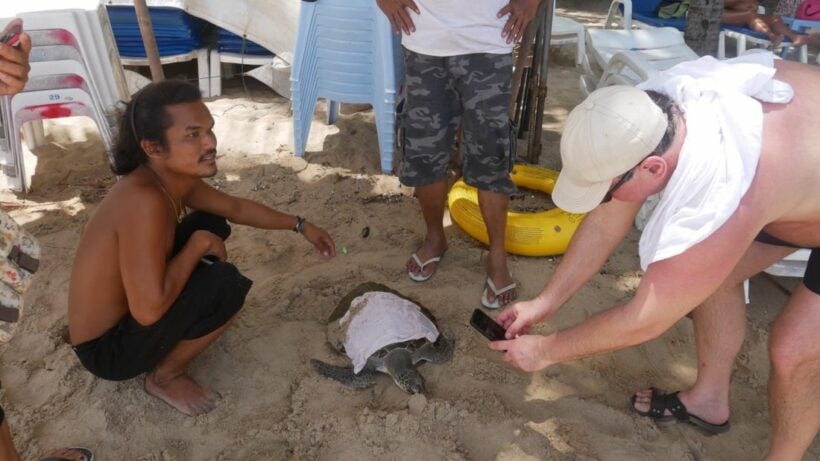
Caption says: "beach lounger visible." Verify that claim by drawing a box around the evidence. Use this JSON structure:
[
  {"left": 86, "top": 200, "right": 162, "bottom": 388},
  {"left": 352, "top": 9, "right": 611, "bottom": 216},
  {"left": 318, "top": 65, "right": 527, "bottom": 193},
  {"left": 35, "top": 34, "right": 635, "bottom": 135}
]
[{"left": 580, "top": 27, "right": 698, "bottom": 94}]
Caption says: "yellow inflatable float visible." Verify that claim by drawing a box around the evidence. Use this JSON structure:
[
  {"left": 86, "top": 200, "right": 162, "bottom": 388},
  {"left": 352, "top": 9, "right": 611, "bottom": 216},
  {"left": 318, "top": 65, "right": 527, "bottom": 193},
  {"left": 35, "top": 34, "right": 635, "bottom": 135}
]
[{"left": 447, "top": 164, "right": 586, "bottom": 257}]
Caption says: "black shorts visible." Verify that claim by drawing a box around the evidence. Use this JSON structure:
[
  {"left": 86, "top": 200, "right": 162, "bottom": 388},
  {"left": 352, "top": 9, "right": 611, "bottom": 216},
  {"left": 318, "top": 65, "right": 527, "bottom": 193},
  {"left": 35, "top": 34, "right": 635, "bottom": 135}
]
[
  {"left": 72, "top": 212, "right": 252, "bottom": 381},
  {"left": 755, "top": 231, "right": 820, "bottom": 295}
]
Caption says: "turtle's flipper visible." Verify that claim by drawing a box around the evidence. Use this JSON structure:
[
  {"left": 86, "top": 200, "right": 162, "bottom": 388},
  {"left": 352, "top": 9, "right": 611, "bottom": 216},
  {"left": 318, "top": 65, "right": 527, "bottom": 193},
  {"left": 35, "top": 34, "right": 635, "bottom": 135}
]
[
  {"left": 416, "top": 332, "right": 455, "bottom": 364},
  {"left": 383, "top": 349, "right": 426, "bottom": 394},
  {"left": 310, "top": 359, "right": 376, "bottom": 389}
]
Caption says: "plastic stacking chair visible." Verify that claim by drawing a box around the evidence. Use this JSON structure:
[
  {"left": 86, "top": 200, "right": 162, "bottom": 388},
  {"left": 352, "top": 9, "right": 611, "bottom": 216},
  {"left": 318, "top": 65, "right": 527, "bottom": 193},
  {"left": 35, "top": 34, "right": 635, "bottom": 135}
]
[
  {"left": 291, "top": 0, "right": 403, "bottom": 173},
  {"left": 20, "top": 10, "right": 129, "bottom": 122},
  {"left": 0, "top": 9, "right": 128, "bottom": 192}
]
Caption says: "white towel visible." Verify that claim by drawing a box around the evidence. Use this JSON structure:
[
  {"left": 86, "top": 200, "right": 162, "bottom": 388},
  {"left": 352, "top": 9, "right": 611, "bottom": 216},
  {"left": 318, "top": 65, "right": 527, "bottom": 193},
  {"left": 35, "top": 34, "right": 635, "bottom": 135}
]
[
  {"left": 635, "top": 52, "right": 793, "bottom": 270},
  {"left": 338, "top": 292, "right": 439, "bottom": 374}
]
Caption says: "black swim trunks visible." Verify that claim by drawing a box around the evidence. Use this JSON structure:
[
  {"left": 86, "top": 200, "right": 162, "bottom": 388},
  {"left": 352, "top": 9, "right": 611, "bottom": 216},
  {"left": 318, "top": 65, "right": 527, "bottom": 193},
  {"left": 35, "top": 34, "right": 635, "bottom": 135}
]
[
  {"left": 755, "top": 231, "right": 820, "bottom": 295},
  {"left": 72, "top": 212, "right": 252, "bottom": 381}
]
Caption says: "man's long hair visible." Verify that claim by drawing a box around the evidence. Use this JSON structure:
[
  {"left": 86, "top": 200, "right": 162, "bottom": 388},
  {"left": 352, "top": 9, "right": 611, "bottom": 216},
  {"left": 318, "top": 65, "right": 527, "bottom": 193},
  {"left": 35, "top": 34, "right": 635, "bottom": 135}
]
[{"left": 112, "top": 80, "right": 203, "bottom": 175}]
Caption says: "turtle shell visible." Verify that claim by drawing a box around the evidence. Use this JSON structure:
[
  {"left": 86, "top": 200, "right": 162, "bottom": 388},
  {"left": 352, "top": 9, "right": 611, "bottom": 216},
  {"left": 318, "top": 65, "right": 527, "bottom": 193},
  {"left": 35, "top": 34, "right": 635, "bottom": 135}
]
[{"left": 326, "top": 282, "right": 439, "bottom": 356}]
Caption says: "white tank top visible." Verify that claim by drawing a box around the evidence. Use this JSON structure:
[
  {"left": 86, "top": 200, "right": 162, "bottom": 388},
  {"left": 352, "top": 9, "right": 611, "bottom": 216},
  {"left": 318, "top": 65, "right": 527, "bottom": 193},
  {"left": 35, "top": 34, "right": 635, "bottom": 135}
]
[{"left": 401, "top": 0, "right": 514, "bottom": 57}]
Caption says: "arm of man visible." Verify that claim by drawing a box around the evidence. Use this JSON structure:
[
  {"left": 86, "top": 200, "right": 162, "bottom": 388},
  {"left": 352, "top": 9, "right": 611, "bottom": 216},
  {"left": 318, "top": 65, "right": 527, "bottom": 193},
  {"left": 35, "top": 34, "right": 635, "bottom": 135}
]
[
  {"left": 492, "top": 207, "right": 762, "bottom": 371},
  {"left": 184, "top": 181, "right": 336, "bottom": 258},
  {"left": 118, "top": 189, "right": 220, "bottom": 326},
  {"left": 499, "top": 198, "right": 642, "bottom": 336},
  {"left": 0, "top": 32, "right": 31, "bottom": 96}
]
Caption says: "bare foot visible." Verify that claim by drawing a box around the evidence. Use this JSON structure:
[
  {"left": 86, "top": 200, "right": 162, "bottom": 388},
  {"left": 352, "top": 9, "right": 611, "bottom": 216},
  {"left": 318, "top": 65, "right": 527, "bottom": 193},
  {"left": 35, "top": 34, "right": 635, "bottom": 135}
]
[
  {"left": 769, "top": 33, "right": 784, "bottom": 49},
  {"left": 40, "top": 447, "right": 93, "bottom": 461},
  {"left": 145, "top": 371, "right": 221, "bottom": 416},
  {"left": 790, "top": 33, "right": 819, "bottom": 47},
  {"left": 406, "top": 237, "right": 447, "bottom": 281},
  {"left": 632, "top": 388, "right": 729, "bottom": 425}
]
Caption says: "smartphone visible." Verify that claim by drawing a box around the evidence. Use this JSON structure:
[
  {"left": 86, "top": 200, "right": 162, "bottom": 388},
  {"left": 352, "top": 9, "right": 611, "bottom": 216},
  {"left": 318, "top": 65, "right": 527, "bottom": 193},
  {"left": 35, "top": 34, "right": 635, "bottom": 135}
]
[
  {"left": 0, "top": 19, "right": 22, "bottom": 47},
  {"left": 470, "top": 309, "right": 507, "bottom": 342}
]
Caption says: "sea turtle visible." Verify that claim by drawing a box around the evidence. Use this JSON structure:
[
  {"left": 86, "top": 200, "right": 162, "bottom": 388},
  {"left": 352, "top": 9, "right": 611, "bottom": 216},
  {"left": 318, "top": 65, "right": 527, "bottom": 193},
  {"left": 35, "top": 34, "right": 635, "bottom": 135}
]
[{"left": 311, "top": 282, "right": 454, "bottom": 394}]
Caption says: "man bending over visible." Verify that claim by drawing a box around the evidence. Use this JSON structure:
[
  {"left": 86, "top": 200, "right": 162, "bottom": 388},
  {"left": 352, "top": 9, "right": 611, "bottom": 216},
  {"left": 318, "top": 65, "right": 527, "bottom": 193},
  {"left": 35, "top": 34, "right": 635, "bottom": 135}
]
[
  {"left": 494, "top": 55, "right": 819, "bottom": 459},
  {"left": 68, "top": 80, "right": 336, "bottom": 416}
]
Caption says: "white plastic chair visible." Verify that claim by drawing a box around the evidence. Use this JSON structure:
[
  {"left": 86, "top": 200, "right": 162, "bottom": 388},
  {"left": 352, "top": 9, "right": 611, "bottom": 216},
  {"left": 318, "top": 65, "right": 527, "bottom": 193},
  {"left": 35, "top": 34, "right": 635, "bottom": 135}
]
[
  {"left": 580, "top": 27, "right": 698, "bottom": 95},
  {"left": 551, "top": 16, "right": 586, "bottom": 67},
  {"left": 20, "top": 9, "right": 129, "bottom": 118},
  {"left": 0, "top": 8, "right": 128, "bottom": 192}
]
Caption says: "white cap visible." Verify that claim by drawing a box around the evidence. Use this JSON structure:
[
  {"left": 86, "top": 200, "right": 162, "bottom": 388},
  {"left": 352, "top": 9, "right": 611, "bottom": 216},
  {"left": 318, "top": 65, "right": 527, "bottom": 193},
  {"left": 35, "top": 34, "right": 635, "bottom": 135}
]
[{"left": 553, "top": 86, "right": 668, "bottom": 213}]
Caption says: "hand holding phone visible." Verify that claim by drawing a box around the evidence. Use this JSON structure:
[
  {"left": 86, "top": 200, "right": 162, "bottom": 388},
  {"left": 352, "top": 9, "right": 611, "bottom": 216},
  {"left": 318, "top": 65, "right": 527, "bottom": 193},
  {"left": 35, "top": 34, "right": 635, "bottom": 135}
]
[{"left": 470, "top": 309, "right": 507, "bottom": 342}]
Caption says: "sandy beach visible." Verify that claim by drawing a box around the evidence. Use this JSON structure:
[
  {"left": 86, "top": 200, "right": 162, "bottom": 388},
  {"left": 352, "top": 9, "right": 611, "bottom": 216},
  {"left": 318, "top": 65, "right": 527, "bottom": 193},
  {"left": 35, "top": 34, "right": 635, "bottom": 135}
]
[{"left": 1, "top": 5, "right": 818, "bottom": 460}]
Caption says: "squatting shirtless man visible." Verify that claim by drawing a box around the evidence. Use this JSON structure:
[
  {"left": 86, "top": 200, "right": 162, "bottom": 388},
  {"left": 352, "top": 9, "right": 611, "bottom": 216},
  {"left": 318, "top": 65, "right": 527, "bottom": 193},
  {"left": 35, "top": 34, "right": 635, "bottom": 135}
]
[{"left": 68, "top": 80, "right": 336, "bottom": 416}]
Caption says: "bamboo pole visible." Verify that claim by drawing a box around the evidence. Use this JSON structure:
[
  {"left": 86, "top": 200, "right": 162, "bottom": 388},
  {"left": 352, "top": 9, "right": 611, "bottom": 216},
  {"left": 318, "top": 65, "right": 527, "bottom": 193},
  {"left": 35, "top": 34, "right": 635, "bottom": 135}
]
[
  {"left": 509, "top": 26, "right": 537, "bottom": 122},
  {"left": 527, "top": 0, "right": 555, "bottom": 165},
  {"left": 134, "top": 0, "right": 165, "bottom": 82}
]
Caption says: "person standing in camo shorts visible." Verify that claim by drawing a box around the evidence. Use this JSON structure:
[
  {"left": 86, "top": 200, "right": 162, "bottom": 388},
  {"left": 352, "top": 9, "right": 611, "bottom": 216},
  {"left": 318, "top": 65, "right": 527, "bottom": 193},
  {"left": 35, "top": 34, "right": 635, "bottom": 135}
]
[{"left": 376, "top": 0, "right": 542, "bottom": 309}]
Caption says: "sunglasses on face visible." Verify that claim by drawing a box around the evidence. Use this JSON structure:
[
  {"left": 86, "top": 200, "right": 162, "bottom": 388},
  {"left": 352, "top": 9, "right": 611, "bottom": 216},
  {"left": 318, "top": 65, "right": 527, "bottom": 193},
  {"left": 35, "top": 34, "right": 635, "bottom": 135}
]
[{"left": 601, "top": 164, "right": 638, "bottom": 204}]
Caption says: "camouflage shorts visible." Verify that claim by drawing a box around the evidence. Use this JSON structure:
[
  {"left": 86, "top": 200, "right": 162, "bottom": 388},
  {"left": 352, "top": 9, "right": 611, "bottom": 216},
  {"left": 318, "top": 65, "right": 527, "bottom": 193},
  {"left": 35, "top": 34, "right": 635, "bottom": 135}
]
[{"left": 398, "top": 49, "right": 517, "bottom": 195}]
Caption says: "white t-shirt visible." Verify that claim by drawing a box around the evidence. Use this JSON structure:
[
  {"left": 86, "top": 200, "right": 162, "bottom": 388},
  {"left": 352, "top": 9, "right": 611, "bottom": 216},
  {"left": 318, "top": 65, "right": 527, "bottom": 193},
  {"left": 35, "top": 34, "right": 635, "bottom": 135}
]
[{"left": 401, "top": 0, "right": 514, "bottom": 57}]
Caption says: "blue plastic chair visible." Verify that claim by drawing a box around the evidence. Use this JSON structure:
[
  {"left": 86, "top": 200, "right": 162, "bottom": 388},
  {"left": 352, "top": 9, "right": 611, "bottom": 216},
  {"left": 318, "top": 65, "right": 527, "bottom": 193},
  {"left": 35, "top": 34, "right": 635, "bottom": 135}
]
[
  {"left": 291, "top": 0, "right": 402, "bottom": 173},
  {"left": 106, "top": 6, "right": 206, "bottom": 58}
]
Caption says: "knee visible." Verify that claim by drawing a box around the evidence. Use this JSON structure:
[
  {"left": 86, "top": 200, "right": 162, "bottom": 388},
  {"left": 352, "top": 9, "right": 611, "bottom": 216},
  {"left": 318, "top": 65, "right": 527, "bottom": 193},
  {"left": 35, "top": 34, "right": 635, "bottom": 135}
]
[{"left": 769, "top": 328, "right": 816, "bottom": 377}]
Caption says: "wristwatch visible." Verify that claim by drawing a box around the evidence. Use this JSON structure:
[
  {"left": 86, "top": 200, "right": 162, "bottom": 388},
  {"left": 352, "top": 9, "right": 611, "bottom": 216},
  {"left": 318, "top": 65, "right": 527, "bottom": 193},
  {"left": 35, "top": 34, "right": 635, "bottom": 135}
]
[{"left": 293, "top": 215, "right": 306, "bottom": 234}]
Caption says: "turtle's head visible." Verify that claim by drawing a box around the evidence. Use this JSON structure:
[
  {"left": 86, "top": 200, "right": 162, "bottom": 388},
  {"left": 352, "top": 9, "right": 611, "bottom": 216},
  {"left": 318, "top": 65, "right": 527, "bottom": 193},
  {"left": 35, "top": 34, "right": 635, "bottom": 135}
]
[{"left": 395, "top": 369, "right": 426, "bottom": 394}]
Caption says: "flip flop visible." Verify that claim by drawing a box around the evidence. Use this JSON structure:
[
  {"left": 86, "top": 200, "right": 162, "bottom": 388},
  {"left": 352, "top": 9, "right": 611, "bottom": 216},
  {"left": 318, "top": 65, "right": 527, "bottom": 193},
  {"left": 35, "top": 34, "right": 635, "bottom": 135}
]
[
  {"left": 407, "top": 252, "right": 442, "bottom": 282},
  {"left": 40, "top": 447, "right": 94, "bottom": 461},
  {"left": 630, "top": 389, "right": 730, "bottom": 435},
  {"left": 480, "top": 276, "right": 517, "bottom": 310}
]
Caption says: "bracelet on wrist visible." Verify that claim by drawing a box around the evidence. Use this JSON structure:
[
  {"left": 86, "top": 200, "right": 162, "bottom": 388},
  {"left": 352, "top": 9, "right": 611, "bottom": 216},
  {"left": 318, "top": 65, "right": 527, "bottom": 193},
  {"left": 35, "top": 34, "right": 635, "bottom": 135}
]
[{"left": 293, "top": 215, "right": 306, "bottom": 234}]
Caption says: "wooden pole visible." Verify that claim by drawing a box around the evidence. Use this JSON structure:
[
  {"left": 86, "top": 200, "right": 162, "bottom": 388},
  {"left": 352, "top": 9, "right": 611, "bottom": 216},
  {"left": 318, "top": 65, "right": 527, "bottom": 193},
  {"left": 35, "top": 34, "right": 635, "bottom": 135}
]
[{"left": 134, "top": 0, "right": 165, "bottom": 82}]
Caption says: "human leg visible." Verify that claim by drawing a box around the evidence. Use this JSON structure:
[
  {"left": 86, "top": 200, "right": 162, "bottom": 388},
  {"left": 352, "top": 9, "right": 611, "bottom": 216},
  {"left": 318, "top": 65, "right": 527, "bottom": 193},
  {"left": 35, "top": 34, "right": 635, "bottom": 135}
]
[
  {"left": 764, "top": 15, "right": 818, "bottom": 46},
  {"left": 398, "top": 49, "right": 461, "bottom": 280},
  {"left": 144, "top": 319, "right": 233, "bottom": 416},
  {"left": 406, "top": 181, "right": 450, "bottom": 281},
  {"left": 633, "top": 242, "right": 796, "bottom": 426},
  {"left": 766, "top": 251, "right": 820, "bottom": 460},
  {"left": 721, "top": 0, "right": 785, "bottom": 45},
  {"left": 0, "top": 408, "right": 21, "bottom": 461},
  {"left": 455, "top": 52, "right": 517, "bottom": 307},
  {"left": 478, "top": 190, "right": 515, "bottom": 307}
]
